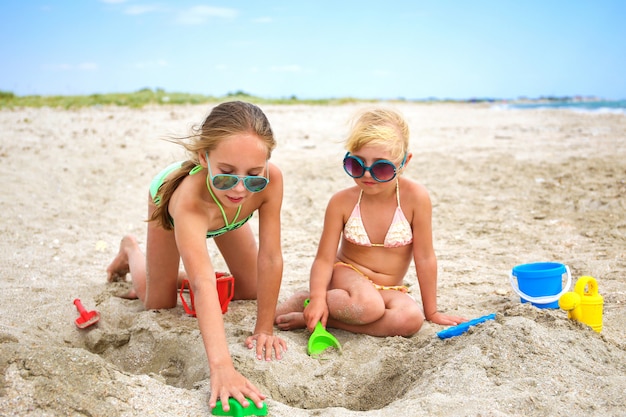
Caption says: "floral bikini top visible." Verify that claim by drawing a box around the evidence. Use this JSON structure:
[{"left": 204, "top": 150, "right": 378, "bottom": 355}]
[{"left": 343, "top": 180, "right": 413, "bottom": 248}]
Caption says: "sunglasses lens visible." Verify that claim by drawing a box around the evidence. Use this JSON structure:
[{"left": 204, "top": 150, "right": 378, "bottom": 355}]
[
  {"left": 371, "top": 162, "right": 396, "bottom": 182},
  {"left": 344, "top": 157, "right": 365, "bottom": 178},
  {"left": 212, "top": 175, "right": 239, "bottom": 190},
  {"left": 244, "top": 177, "right": 269, "bottom": 192}
]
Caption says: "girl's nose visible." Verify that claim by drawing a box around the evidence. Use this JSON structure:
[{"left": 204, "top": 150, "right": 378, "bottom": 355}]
[{"left": 234, "top": 178, "right": 247, "bottom": 191}]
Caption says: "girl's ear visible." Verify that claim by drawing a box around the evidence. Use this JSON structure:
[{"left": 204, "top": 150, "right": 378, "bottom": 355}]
[
  {"left": 402, "top": 152, "right": 413, "bottom": 169},
  {"left": 198, "top": 151, "right": 209, "bottom": 168}
]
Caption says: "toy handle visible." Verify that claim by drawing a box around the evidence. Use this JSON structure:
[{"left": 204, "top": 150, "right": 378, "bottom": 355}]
[
  {"left": 576, "top": 275, "right": 598, "bottom": 295},
  {"left": 437, "top": 314, "right": 496, "bottom": 339},
  {"left": 509, "top": 265, "right": 572, "bottom": 304},
  {"left": 73, "top": 299, "right": 87, "bottom": 315}
]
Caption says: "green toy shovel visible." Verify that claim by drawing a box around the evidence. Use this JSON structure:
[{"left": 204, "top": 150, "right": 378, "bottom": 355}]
[{"left": 303, "top": 299, "right": 342, "bottom": 357}]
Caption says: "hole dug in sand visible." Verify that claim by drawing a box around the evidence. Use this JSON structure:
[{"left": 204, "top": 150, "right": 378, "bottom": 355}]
[
  {"left": 246, "top": 335, "right": 428, "bottom": 411},
  {"left": 73, "top": 298, "right": 429, "bottom": 411},
  {"left": 76, "top": 307, "right": 211, "bottom": 390}
]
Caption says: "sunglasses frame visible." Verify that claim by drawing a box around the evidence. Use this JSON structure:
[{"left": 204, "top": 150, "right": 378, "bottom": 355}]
[
  {"left": 206, "top": 154, "right": 269, "bottom": 193},
  {"left": 343, "top": 152, "right": 407, "bottom": 182}
]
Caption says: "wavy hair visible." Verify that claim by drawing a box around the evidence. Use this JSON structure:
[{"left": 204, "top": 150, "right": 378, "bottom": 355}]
[
  {"left": 149, "top": 101, "right": 276, "bottom": 229},
  {"left": 345, "top": 107, "right": 409, "bottom": 164}
]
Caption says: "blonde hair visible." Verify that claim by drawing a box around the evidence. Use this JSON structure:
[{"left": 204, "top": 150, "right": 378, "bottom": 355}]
[
  {"left": 149, "top": 101, "right": 275, "bottom": 228},
  {"left": 345, "top": 108, "right": 409, "bottom": 164}
]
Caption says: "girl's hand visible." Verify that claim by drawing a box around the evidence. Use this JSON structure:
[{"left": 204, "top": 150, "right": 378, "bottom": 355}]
[
  {"left": 245, "top": 333, "right": 287, "bottom": 361},
  {"left": 426, "top": 311, "right": 468, "bottom": 326},
  {"left": 208, "top": 366, "right": 266, "bottom": 413},
  {"left": 303, "top": 298, "right": 328, "bottom": 332}
]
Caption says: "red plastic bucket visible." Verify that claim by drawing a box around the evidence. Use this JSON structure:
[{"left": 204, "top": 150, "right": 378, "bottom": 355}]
[{"left": 180, "top": 272, "right": 235, "bottom": 316}]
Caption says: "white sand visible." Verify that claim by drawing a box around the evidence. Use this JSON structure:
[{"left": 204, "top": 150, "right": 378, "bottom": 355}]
[{"left": 0, "top": 103, "right": 624, "bottom": 416}]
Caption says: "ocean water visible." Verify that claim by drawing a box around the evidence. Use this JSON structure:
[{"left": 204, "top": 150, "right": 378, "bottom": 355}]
[{"left": 502, "top": 100, "right": 626, "bottom": 114}]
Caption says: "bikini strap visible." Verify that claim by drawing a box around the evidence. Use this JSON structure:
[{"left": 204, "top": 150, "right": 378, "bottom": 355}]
[
  {"left": 204, "top": 171, "right": 242, "bottom": 226},
  {"left": 395, "top": 179, "right": 401, "bottom": 207},
  {"left": 189, "top": 164, "right": 204, "bottom": 175},
  {"left": 357, "top": 189, "right": 364, "bottom": 204}
]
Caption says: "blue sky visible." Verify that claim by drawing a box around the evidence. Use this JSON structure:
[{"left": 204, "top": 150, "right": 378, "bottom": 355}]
[{"left": 1, "top": 1, "right": 625, "bottom": 100}]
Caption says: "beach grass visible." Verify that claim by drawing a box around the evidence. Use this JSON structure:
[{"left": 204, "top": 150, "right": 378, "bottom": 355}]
[{"left": 0, "top": 88, "right": 371, "bottom": 109}]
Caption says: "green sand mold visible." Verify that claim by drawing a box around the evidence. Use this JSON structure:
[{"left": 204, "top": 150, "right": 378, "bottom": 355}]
[{"left": 212, "top": 398, "right": 267, "bottom": 417}]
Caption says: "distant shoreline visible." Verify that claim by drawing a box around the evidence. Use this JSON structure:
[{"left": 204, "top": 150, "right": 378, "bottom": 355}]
[{"left": 0, "top": 89, "right": 622, "bottom": 110}]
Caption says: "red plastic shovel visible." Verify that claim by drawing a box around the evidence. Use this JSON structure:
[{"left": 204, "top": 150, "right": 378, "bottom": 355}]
[{"left": 73, "top": 298, "right": 100, "bottom": 329}]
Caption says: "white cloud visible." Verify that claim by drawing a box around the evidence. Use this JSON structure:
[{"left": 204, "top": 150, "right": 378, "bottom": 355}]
[
  {"left": 78, "top": 62, "right": 98, "bottom": 70},
  {"left": 176, "top": 6, "right": 238, "bottom": 25},
  {"left": 123, "top": 5, "right": 163, "bottom": 15},
  {"left": 270, "top": 65, "right": 302, "bottom": 73}
]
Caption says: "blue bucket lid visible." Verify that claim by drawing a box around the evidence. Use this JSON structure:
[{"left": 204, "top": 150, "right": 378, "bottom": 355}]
[{"left": 512, "top": 262, "right": 566, "bottom": 278}]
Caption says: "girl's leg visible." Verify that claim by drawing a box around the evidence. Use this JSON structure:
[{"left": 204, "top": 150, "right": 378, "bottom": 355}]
[
  {"left": 143, "top": 200, "right": 181, "bottom": 309},
  {"left": 106, "top": 235, "right": 145, "bottom": 299},
  {"left": 106, "top": 236, "right": 135, "bottom": 283},
  {"left": 274, "top": 264, "right": 385, "bottom": 330},
  {"left": 327, "top": 291, "right": 424, "bottom": 337},
  {"left": 213, "top": 223, "right": 258, "bottom": 300},
  {"left": 106, "top": 195, "right": 180, "bottom": 308},
  {"left": 142, "top": 226, "right": 180, "bottom": 309},
  {"left": 326, "top": 264, "right": 386, "bottom": 325}
]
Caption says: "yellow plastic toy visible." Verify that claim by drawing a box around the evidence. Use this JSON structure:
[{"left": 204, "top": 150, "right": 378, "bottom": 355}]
[{"left": 558, "top": 276, "right": 603, "bottom": 332}]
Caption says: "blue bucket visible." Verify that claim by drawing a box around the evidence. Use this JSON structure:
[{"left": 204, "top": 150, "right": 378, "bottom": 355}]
[{"left": 510, "top": 262, "right": 571, "bottom": 309}]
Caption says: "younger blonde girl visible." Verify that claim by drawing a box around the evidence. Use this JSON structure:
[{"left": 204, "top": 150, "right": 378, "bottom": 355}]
[{"left": 276, "top": 108, "right": 466, "bottom": 336}]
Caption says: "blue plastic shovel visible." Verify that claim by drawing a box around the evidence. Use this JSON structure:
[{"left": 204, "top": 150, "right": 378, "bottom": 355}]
[{"left": 437, "top": 313, "right": 496, "bottom": 339}]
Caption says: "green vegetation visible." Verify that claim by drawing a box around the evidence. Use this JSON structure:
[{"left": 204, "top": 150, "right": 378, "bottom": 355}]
[{"left": 0, "top": 88, "right": 369, "bottom": 109}]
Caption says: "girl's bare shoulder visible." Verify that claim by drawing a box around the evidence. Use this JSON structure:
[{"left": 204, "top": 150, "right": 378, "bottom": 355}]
[
  {"left": 398, "top": 177, "right": 432, "bottom": 208},
  {"left": 328, "top": 186, "right": 360, "bottom": 207}
]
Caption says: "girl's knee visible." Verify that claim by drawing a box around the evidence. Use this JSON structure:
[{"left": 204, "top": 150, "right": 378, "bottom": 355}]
[
  {"left": 232, "top": 273, "right": 257, "bottom": 300},
  {"left": 395, "top": 308, "right": 424, "bottom": 336},
  {"left": 144, "top": 293, "right": 177, "bottom": 310},
  {"left": 330, "top": 292, "right": 385, "bottom": 325}
]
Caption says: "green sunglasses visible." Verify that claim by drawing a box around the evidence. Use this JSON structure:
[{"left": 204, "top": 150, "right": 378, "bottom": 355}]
[{"left": 206, "top": 153, "right": 269, "bottom": 193}]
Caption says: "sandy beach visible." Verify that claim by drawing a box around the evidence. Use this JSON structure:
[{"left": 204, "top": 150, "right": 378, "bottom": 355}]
[{"left": 1, "top": 102, "right": 625, "bottom": 416}]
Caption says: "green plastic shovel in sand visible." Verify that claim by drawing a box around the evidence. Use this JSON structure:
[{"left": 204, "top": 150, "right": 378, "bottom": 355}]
[{"left": 303, "top": 299, "right": 342, "bottom": 356}]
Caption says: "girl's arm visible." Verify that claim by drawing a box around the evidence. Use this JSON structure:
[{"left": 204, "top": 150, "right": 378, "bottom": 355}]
[
  {"left": 173, "top": 199, "right": 264, "bottom": 410},
  {"left": 410, "top": 184, "right": 439, "bottom": 321},
  {"left": 306, "top": 193, "right": 345, "bottom": 329},
  {"left": 411, "top": 184, "right": 467, "bottom": 326},
  {"left": 249, "top": 163, "right": 286, "bottom": 358}
]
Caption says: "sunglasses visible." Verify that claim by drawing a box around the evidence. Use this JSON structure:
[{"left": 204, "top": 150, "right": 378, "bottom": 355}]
[
  {"left": 343, "top": 152, "right": 407, "bottom": 182},
  {"left": 206, "top": 154, "right": 269, "bottom": 193}
]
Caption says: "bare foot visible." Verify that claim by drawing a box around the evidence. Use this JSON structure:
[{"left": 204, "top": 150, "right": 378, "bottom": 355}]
[
  {"left": 118, "top": 288, "right": 138, "bottom": 299},
  {"left": 106, "top": 236, "right": 137, "bottom": 282},
  {"left": 275, "top": 312, "right": 307, "bottom": 330},
  {"left": 275, "top": 290, "right": 310, "bottom": 330}
]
